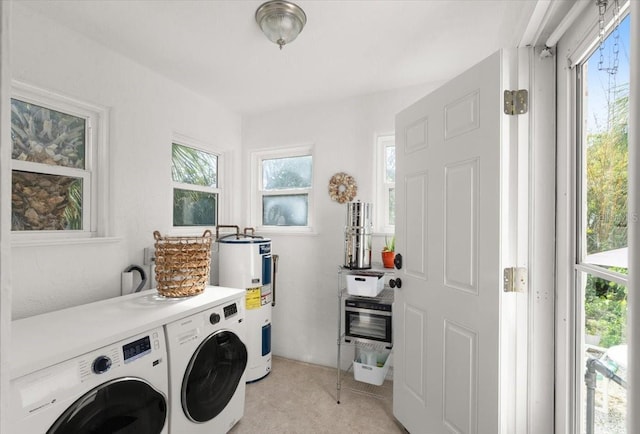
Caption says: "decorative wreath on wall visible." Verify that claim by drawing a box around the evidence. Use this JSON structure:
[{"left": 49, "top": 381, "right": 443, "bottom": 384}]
[{"left": 328, "top": 172, "right": 357, "bottom": 204}]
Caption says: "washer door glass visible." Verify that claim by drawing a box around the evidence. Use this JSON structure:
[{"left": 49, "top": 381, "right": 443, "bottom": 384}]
[
  {"left": 47, "top": 377, "right": 167, "bottom": 434},
  {"left": 182, "top": 330, "right": 248, "bottom": 422}
]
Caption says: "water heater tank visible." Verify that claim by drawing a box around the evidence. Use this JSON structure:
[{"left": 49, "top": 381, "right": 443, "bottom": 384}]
[{"left": 219, "top": 236, "right": 272, "bottom": 382}]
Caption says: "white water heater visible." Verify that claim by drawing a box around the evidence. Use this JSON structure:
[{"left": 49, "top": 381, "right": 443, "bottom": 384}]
[{"left": 218, "top": 235, "right": 273, "bottom": 382}]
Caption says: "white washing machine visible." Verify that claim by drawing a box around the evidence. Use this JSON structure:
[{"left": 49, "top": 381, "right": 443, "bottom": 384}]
[
  {"left": 10, "top": 325, "right": 169, "bottom": 433},
  {"left": 165, "top": 295, "right": 247, "bottom": 433},
  {"left": 9, "top": 285, "right": 246, "bottom": 434}
]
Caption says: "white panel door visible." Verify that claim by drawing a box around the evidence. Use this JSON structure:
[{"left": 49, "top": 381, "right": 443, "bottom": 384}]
[{"left": 393, "top": 50, "right": 521, "bottom": 433}]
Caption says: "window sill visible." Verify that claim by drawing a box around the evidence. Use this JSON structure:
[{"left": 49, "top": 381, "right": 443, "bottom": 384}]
[
  {"left": 253, "top": 227, "right": 318, "bottom": 237},
  {"left": 11, "top": 236, "right": 124, "bottom": 248},
  {"left": 373, "top": 231, "right": 395, "bottom": 237}
]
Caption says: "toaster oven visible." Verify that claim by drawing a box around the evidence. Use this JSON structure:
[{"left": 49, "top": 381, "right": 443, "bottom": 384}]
[{"left": 344, "top": 296, "right": 392, "bottom": 347}]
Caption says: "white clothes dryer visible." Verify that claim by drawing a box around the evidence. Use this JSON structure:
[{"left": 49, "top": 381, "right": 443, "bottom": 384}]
[
  {"left": 10, "top": 325, "right": 169, "bottom": 433},
  {"left": 165, "top": 295, "right": 247, "bottom": 433}
]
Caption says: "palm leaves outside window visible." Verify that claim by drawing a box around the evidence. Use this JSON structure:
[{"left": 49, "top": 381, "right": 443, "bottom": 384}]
[{"left": 171, "top": 143, "right": 218, "bottom": 227}]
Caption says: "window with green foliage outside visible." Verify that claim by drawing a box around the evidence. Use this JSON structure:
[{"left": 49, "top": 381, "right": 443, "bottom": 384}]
[
  {"left": 11, "top": 98, "right": 88, "bottom": 231},
  {"left": 577, "top": 12, "right": 629, "bottom": 434},
  {"left": 171, "top": 143, "right": 219, "bottom": 227},
  {"left": 580, "top": 17, "right": 629, "bottom": 350}
]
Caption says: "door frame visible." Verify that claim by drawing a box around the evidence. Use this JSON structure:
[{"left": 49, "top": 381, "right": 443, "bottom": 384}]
[
  {"left": 506, "top": 45, "right": 557, "bottom": 434},
  {"left": 525, "top": 45, "right": 557, "bottom": 434}
]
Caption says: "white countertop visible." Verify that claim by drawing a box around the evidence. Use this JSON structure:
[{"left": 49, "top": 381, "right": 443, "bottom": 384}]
[{"left": 11, "top": 286, "right": 245, "bottom": 379}]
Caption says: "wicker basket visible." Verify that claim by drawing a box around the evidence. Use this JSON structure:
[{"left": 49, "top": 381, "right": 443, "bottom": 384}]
[{"left": 153, "top": 230, "right": 213, "bottom": 298}]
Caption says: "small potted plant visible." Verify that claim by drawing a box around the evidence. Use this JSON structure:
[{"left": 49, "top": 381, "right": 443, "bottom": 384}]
[{"left": 381, "top": 235, "right": 395, "bottom": 268}]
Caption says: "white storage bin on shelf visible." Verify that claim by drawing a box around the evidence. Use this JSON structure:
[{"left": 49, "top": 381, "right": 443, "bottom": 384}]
[
  {"left": 353, "top": 349, "right": 391, "bottom": 386},
  {"left": 346, "top": 271, "right": 384, "bottom": 297}
]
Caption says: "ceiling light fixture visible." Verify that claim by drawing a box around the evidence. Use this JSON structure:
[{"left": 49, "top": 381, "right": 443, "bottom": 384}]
[{"left": 255, "top": 0, "right": 307, "bottom": 50}]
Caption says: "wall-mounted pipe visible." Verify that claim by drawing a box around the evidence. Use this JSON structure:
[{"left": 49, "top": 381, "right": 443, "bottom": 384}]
[
  {"left": 272, "top": 254, "right": 279, "bottom": 307},
  {"left": 215, "top": 224, "right": 240, "bottom": 240}
]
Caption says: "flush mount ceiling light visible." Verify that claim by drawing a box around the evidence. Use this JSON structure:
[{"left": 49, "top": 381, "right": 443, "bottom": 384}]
[{"left": 255, "top": 0, "right": 307, "bottom": 50}]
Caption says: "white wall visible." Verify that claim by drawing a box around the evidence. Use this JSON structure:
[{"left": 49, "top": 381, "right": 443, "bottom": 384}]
[
  {"left": 9, "top": 3, "right": 441, "bottom": 370},
  {"left": 0, "top": 3, "right": 11, "bottom": 433},
  {"left": 10, "top": 4, "right": 242, "bottom": 319},
  {"left": 242, "top": 84, "right": 438, "bottom": 367}
]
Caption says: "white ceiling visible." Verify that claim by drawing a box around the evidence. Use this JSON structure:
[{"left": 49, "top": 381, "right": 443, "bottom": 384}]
[{"left": 19, "top": 0, "right": 560, "bottom": 116}]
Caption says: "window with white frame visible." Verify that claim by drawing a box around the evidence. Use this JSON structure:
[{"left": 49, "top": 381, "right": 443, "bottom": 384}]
[
  {"left": 555, "top": 3, "right": 634, "bottom": 432},
  {"left": 376, "top": 135, "right": 395, "bottom": 233},
  {"left": 251, "top": 146, "right": 313, "bottom": 230},
  {"left": 571, "top": 6, "right": 629, "bottom": 434},
  {"left": 171, "top": 141, "right": 220, "bottom": 227},
  {"left": 10, "top": 83, "right": 107, "bottom": 237}
]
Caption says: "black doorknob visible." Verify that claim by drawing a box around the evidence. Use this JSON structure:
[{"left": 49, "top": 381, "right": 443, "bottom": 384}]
[
  {"left": 394, "top": 253, "right": 403, "bottom": 269},
  {"left": 389, "top": 278, "right": 402, "bottom": 289}
]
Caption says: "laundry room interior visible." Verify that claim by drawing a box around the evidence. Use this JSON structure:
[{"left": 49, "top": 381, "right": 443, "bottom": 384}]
[{"left": 2, "top": 1, "right": 639, "bottom": 433}]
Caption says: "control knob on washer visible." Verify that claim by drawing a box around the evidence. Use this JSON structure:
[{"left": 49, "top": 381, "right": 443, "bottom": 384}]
[
  {"left": 210, "top": 312, "right": 221, "bottom": 324},
  {"left": 92, "top": 355, "right": 112, "bottom": 374}
]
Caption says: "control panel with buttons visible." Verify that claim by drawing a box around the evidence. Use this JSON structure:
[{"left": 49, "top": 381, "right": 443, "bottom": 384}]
[
  {"left": 76, "top": 327, "right": 165, "bottom": 382},
  {"left": 223, "top": 303, "right": 238, "bottom": 319}
]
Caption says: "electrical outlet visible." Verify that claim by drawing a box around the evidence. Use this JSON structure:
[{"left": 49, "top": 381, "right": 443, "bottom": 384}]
[{"left": 144, "top": 247, "right": 156, "bottom": 265}]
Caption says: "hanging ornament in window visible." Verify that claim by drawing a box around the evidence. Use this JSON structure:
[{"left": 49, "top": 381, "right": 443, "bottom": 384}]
[
  {"left": 328, "top": 172, "right": 357, "bottom": 204},
  {"left": 596, "top": 0, "right": 621, "bottom": 75},
  {"left": 595, "top": 0, "right": 623, "bottom": 130}
]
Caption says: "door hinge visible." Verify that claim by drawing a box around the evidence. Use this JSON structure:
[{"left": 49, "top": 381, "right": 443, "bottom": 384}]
[
  {"left": 503, "top": 267, "right": 527, "bottom": 293},
  {"left": 503, "top": 89, "right": 528, "bottom": 115}
]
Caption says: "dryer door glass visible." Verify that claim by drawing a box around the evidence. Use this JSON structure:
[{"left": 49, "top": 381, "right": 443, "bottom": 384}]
[
  {"left": 182, "top": 330, "right": 248, "bottom": 422},
  {"left": 47, "top": 377, "right": 167, "bottom": 434}
]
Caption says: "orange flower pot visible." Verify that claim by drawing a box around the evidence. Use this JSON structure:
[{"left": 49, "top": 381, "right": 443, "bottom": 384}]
[{"left": 381, "top": 251, "right": 395, "bottom": 269}]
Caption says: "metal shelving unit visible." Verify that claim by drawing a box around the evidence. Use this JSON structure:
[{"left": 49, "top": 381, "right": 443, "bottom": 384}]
[{"left": 336, "top": 265, "right": 394, "bottom": 404}]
